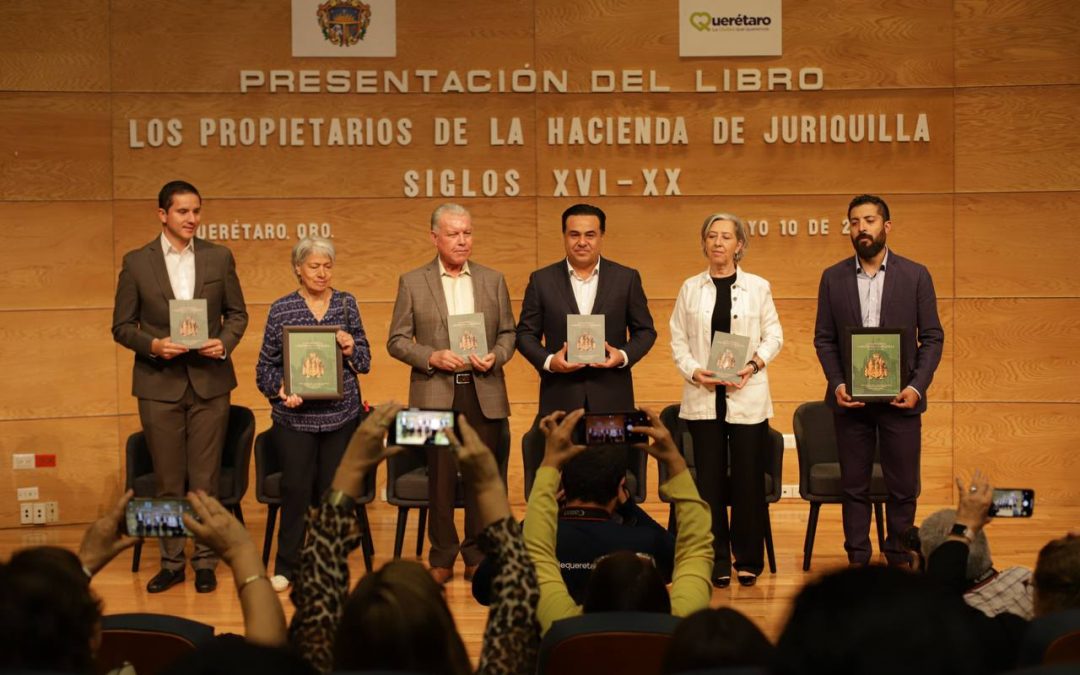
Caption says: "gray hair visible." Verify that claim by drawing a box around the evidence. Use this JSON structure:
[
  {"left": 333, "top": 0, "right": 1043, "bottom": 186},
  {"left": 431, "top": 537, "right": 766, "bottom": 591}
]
[
  {"left": 700, "top": 213, "right": 748, "bottom": 262},
  {"left": 291, "top": 237, "right": 336, "bottom": 280},
  {"left": 919, "top": 509, "right": 993, "bottom": 581},
  {"left": 430, "top": 203, "right": 470, "bottom": 232}
]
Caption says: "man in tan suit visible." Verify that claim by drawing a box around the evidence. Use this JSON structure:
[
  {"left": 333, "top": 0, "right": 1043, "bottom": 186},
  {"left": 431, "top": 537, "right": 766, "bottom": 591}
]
[
  {"left": 387, "top": 203, "right": 516, "bottom": 584},
  {"left": 112, "top": 180, "right": 248, "bottom": 593}
]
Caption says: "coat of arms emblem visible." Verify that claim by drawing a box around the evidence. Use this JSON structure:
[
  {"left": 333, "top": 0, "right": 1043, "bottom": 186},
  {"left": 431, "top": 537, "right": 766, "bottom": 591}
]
[{"left": 317, "top": 0, "right": 372, "bottom": 47}]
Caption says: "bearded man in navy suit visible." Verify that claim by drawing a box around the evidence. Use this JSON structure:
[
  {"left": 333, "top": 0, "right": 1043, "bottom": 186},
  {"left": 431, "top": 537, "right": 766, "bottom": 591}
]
[{"left": 813, "top": 194, "right": 944, "bottom": 566}]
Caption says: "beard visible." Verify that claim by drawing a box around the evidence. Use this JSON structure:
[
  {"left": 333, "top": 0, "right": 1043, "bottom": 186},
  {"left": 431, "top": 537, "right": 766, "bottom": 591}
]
[{"left": 852, "top": 232, "right": 886, "bottom": 260}]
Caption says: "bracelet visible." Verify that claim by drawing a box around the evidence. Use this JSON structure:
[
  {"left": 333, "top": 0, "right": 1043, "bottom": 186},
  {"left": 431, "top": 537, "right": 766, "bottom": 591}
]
[
  {"left": 747, "top": 360, "right": 761, "bottom": 374},
  {"left": 236, "top": 573, "right": 268, "bottom": 594}
]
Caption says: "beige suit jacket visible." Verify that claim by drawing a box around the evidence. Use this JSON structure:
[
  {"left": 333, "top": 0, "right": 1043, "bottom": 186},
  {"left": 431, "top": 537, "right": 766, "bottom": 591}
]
[{"left": 387, "top": 258, "right": 515, "bottom": 419}]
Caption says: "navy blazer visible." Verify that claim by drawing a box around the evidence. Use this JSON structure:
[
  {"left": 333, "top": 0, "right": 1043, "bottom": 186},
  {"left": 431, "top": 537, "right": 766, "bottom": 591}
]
[
  {"left": 813, "top": 251, "right": 943, "bottom": 415},
  {"left": 516, "top": 257, "right": 656, "bottom": 415}
]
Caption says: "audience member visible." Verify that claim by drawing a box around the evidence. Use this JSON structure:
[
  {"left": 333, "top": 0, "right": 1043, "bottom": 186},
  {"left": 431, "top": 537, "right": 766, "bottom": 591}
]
[
  {"left": 523, "top": 408, "right": 712, "bottom": 634},
  {"left": 1032, "top": 533, "right": 1080, "bottom": 617},
  {"left": 162, "top": 635, "right": 316, "bottom": 675},
  {"left": 661, "top": 607, "right": 774, "bottom": 673},
  {"left": 919, "top": 506, "right": 1033, "bottom": 618},
  {"left": 0, "top": 488, "right": 283, "bottom": 673},
  {"left": 472, "top": 443, "right": 674, "bottom": 605},
  {"left": 288, "top": 403, "right": 540, "bottom": 674}
]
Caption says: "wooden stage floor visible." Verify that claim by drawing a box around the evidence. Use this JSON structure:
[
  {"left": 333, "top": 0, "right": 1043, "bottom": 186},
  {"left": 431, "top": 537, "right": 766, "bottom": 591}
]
[{"left": 3, "top": 499, "right": 1075, "bottom": 662}]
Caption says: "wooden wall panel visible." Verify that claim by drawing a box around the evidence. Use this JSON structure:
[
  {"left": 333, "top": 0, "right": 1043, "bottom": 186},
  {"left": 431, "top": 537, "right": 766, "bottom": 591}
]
[
  {"left": 955, "top": 299, "right": 1080, "bottom": 402},
  {"left": 537, "top": 0, "right": 953, "bottom": 91},
  {"left": 0, "top": 310, "right": 118, "bottom": 421},
  {"left": 0, "top": 0, "right": 109, "bottom": 92},
  {"left": 112, "top": 197, "right": 540, "bottom": 305},
  {"left": 955, "top": 0, "right": 1080, "bottom": 87},
  {"left": 956, "top": 192, "right": 1080, "bottom": 297},
  {"left": 535, "top": 91, "right": 954, "bottom": 196},
  {"left": 110, "top": 0, "right": 535, "bottom": 93},
  {"left": 0, "top": 417, "right": 121, "bottom": 527},
  {"left": 111, "top": 93, "right": 536, "bottom": 200},
  {"left": 0, "top": 94, "right": 112, "bottom": 200},
  {"left": 955, "top": 86, "right": 1080, "bottom": 193},
  {"left": 0, "top": 202, "right": 115, "bottom": 310},
  {"left": 536, "top": 195, "right": 955, "bottom": 300},
  {"left": 954, "top": 402, "right": 1080, "bottom": 506}
]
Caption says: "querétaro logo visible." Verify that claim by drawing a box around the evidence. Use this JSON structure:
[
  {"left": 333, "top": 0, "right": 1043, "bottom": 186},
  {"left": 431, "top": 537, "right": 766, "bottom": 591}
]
[
  {"left": 317, "top": 0, "right": 373, "bottom": 47},
  {"left": 690, "top": 12, "right": 772, "bottom": 31}
]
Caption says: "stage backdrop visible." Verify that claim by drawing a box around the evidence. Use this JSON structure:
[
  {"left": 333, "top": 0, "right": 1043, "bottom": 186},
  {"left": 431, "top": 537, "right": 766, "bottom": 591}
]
[{"left": 1, "top": 0, "right": 1078, "bottom": 527}]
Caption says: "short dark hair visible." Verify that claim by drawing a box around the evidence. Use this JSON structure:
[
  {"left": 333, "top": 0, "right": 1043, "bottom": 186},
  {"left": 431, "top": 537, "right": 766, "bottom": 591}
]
[
  {"left": 158, "top": 180, "right": 201, "bottom": 211},
  {"left": 1033, "top": 533, "right": 1080, "bottom": 616},
  {"left": 561, "top": 203, "right": 606, "bottom": 233},
  {"left": 848, "top": 194, "right": 890, "bottom": 222},
  {"left": 562, "top": 444, "right": 627, "bottom": 505},
  {"left": 583, "top": 551, "right": 670, "bottom": 614},
  {"left": 0, "top": 547, "right": 101, "bottom": 672},
  {"left": 661, "top": 607, "right": 775, "bottom": 673}
]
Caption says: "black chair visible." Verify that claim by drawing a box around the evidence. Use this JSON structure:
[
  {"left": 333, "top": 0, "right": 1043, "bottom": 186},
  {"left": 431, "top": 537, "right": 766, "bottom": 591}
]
[
  {"left": 386, "top": 418, "right": 510, "bottom": 559},
  {"left": 97, "top": 613, "right": 213, "bottom": 675},
  {"left": 657, "top": 404, "right": 783, "bottom": 574},
  {"left": 521, "top": 424, "right": 648, "bottom": 503},
  {"left": 538, "top": 612, "right": 681, "bottom": 675},
  {"left": 253, "top": 427, "right": 377, "bottom": 573},
  {"left": 793, "top": 400, "right": 915, "bottom": 570},
  {"left": 1017, "top": 609, "right": 1080, "bottom": 667},
  {"left": 125, "top": 405, "right": 255, "bottom": 572}
]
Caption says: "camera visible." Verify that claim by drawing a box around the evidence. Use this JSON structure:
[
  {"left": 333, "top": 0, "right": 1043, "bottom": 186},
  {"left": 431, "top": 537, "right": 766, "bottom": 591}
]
[
  {"left": 988, "top": 488, "right": 1034, "bottom": 518},
  {"left": 575, "top": 411, "right": 650, "bottom": 445},
  {"left": 125, "top": 498, "right": 195, "bottom": 538},
  {"left": 389, "top": 408, "right": 458, "bottom": 447}
]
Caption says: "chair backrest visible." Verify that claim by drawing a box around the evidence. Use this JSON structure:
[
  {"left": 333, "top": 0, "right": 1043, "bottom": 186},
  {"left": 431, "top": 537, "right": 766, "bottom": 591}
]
[
  {"left": 660, "top": 404, "right": 695, "bottom": 471},
  {"left": 523, "top": 424, "right": 647, "bottom": 503},
  {"left": 1044, "top": 630, "right": 1080, "bottom": 665},
  {"left": 219, "top": 405, "right": 255, "bottom": 503},
  {"left": 97, "top": 613, "right": 213, "bottom": 675},
  {"left": 124, "top": 431, "right": 155, "bottom": 494},
  {"left": 1018, "top": 609, "right": 1080, "bottom": 666},
  {"left": 764, "top": 427, "right": 784, "bottom": 504},
  {"left": 253, "top": 429, "right": 280, "bottom": 504},
  {"left": 538, "top": 612, "right": 681, "bottom": 675}
]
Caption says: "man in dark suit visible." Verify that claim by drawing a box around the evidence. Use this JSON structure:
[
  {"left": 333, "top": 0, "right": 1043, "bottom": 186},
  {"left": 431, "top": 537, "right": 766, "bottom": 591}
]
[
  {"left": 387, "top": 203, "right": 516, "bottom": 584},
  {"left": 112, "top": 181, "right": 248, "bottom": 593},
  {"left": 516, "top": 203, "right": 657, "bottom": 416},
  {"left": 813, "top": 194, "right": 943, "bottom": 565}
]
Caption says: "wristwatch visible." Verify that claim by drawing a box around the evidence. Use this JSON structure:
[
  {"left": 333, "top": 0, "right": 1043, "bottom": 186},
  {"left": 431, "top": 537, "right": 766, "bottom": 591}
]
[
  {"left": 949, "top": 523, "right": 973, "bottom": 542},
  {"left": 323, "top": 488, "right": 357, "bottom": 510}
]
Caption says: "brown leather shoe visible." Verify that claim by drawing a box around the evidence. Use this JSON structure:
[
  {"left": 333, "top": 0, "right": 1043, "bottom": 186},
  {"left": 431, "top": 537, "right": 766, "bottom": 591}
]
[
  {"left": 429, "top": 566, "right": 453, "bottom": 585},
  {"left": 464, "top": 565, "right": 479, "bottom": 582}
]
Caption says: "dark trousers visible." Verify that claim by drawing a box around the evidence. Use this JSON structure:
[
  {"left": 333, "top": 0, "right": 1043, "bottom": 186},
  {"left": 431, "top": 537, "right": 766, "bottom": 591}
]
[
  {"left": 427, "top": 379, "right": 501, "bottom": 569},
  {"left": 138, "top": 384, "right": 229, "bottom": 572},
  {"left": 686, "top": 395, "right": 768, "bottom": 576},
  {"left": 271, "top": 417, "right": 359, "bottom": 578},
  {"left": 833, "top": 405, "right": 921, "bottom": 564}
]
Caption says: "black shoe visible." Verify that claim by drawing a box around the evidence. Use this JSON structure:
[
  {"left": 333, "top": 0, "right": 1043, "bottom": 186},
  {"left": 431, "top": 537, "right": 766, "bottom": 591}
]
[
  {"left": 737, "top": 572, "right": 758, "bottom": 587},
  {"left": 195, "top": 569, "right": 217, "bottom": 593},
  {"left": 712, "top": 574, "right": 731, "bottom": 588},
  {"left": 147, "top": 568, "right": 185, "bottom": 593}
]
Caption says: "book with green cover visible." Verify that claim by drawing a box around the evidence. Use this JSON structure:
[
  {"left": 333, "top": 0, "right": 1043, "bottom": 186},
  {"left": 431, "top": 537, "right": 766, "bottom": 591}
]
[
  {"left": 567, "top": 314, "right": 606, "bottom": 364},
  {"left": 169, "top": 299, "right": 208, "bottom": 348},
  {"left": 707, "top": 331, "right": 751, "bottom": 381},
  {"left": 448, "top": 312, "right": 488, "bottom": 358}
]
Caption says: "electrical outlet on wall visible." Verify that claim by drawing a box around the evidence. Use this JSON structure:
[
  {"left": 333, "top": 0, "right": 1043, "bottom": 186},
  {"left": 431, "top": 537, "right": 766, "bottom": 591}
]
[
  {"left": 781, "top": 484, "right": 799, "bottom": 499},
  {"left": 20, "top": 503, "right": 34, "bottom": 525},
  {"left": 32, "top": 502, "right": 47, "bottom": 524},
  {"left": 17, "top": 486, "right": 39, "bottom": 501},
  {"left": 44, "top": 501, "right": 59, "bottom": 523}
]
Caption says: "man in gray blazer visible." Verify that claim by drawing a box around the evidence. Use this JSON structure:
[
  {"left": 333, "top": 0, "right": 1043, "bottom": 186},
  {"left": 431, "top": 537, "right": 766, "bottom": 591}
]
[
  {"left": 387, "top": 203, "right": 516, "bottom": 584},
  {"left": 112, "top": 180, "right": 248, "bottom": 593},
  {"left": 814, "top": 194, "right": 943, "bottom": 566}
]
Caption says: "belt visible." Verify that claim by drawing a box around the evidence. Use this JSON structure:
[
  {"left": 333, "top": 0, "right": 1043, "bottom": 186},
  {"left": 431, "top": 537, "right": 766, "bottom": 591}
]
[{"left": 454, "top": 372, "right": 473, "bottom": 385}]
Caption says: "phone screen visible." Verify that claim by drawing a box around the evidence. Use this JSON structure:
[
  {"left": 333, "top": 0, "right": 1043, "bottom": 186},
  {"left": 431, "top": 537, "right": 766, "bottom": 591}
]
[
  {"left": 988, "top": 488, "right": 1034, "bottom": 518},
  {"left": 125, "top": 498, "right": 195, "bottom": 537},
  {"left": 580, "top": 411, "right": 650, "bottom": 445},
  {"left": 392, "top": 409, "right": 456, "bottom": 447}
]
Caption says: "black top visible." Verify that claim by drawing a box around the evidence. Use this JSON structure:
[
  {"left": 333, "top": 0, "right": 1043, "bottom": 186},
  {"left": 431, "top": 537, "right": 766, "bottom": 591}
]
[{"left": 711, "top": 273, "right": 737, "bottom": 335}]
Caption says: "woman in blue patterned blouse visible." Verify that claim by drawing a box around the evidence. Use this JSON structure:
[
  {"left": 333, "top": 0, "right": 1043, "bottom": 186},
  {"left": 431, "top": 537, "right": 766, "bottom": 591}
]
[{"left": 256, "top": 237, "right": 372, "bottom": 592}]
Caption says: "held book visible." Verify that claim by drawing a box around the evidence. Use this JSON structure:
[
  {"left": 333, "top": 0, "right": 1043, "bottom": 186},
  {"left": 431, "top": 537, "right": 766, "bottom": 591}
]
[
  {"left": 169, "top": 299, "right": 209, "bottom": 348},
  {"left": 567, "top": 314, "right": 606, "bottom": 364},
  {"left": 707, "top": 331, "right": 751, "bottom": 382},
  {"left": 448, "top": 312, "right": 488, "bottom": 358}
]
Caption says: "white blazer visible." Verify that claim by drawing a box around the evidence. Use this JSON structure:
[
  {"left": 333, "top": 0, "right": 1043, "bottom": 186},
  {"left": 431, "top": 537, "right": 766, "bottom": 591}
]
[{"left": 669, "top": 268, "right": 783, "bottom": 423}]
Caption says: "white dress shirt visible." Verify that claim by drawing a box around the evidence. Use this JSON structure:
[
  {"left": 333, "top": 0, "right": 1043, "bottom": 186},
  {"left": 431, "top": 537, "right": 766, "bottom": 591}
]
[{"left": 161, "top": 232, "right": 195, "bottom": 300}]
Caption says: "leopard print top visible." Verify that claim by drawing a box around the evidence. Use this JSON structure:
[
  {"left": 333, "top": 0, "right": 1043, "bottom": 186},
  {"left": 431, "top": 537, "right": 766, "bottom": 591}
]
[{"left": 288, "top": 504, "right": 540, "bottom": 674}]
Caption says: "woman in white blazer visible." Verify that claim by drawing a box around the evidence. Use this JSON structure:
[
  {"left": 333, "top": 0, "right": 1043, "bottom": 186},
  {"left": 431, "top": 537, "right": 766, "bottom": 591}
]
[{"left": 669, "top": 213, "right": 783, "bottom": 587}]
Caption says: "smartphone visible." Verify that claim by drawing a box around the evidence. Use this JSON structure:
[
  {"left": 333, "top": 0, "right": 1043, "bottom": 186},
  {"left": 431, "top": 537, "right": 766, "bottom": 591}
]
[
  {"left": 988, "top": 488, "right": 1035, "bottom": 518},
  {"left": 577, "top": 411, "right": 650, "bottom": 446},
  {"left": 389, "top": 408, "right": 458, "bottom": 447},
  {"left": 125, "top": 498, "right": 195, "bottom": 537}
]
